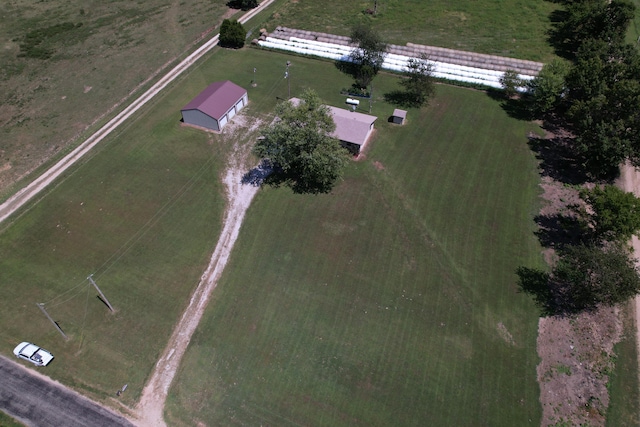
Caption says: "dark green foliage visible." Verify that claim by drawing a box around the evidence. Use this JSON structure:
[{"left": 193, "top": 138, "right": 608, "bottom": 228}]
[
  {"left": 563, "top": 39, "right": 640, "bottom": 177},
  {"left": 527, "top": 60, "right": 569, "bottom": 116},
  {"left": 499, "top": 69, "right": 523, "bottom": 99},
  {"left": 542, "top": 0, "right": 640, "bottom": 178},
  {"left": 578, "top": 185, "right": 640, "bottom": 242},
  {"left": 227, "top": 0, "right": 258, "bottom": 11},
  {"left": 398, "top": 55, "right": 435, "bottom": 107},
  {"left": 348, "top": 24, "right": 387, "bottom": 88},
  {"left": 553, "top": 244, "right": 640, "bottom": 311},
  {"left": 18, "top": 22, "right": 82, "bottom": 59},
  {"left": 519, "top": 244, "right": 640, "bottom": 314},
  {"left": 219, "top": 19, "right": 246, "bottom": 49},
  {"left": 253, "top": 89, "right": 350, "bottom": 194},
  {"left": 554, "top": 0, "right": 635, "bottom": 55}
]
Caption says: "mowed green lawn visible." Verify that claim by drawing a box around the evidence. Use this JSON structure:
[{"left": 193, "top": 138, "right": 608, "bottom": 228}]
[
  {"left": 0, "top": 48, "right": 292, "bottom": 405},
  {"left": 0, "top": 47, "right": 382, "bottom": 405},
  {"left": 263, "top": 0, "right": 559, "bottom": 62},
  {"left": 165, "top": 52, "right": 545, "bottom": 425}
]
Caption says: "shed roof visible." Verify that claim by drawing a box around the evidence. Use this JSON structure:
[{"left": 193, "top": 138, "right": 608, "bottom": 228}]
[
  {"left": 328, "top": 107, "right": 377, "bottom": 146},
  {"left": 182, "top": 81, "right": 247, "bottom": 120},
  {"left": 392, "top": 109, "right": 407, "bottom": 119}
]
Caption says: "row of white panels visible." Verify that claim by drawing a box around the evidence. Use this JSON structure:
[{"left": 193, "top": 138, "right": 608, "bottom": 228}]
[{"left": 259, "top": 37, "right": 534, "bottom": 91}]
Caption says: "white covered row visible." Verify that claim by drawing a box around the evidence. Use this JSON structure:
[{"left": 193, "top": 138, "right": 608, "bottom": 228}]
[{"left": 259, "top": 37, "right": 533, "bottom": 90}]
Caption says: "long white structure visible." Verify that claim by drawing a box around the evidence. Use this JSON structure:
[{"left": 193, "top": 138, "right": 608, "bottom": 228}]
[{"left": 258, "top": 36, "right": 535, "bottom": 90}]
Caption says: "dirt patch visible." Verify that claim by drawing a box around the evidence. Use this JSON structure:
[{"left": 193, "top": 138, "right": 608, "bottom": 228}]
[
  {"left": 538, "top": 308, "right": 622, "bottom": 426},
  {"left": 134, "top": 114, "right": 266, "bottom": 427},
  {"left": 533, "top": 131, "right": 627, "bottom": 426},
  {"left": 497, "top": 322, "right": 515, "bottom": 346}
]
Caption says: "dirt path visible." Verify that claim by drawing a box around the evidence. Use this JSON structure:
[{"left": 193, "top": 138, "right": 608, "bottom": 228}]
[
  {"left": 135, "top": 153, "right": 261, "bottom": 426},
  {"left": 617, "top": 162, "right": 640, "bottom": 416},
  {"left": 0, "top": 0, "right": 274, "bottom": 227}
]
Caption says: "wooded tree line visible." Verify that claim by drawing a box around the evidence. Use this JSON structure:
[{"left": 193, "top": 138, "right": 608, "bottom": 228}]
[
  {"left": 518, "top": 0, "right": 640, "bottom": 313},
  {"left": 528, "top": 0, "right": 639, "bottom": 178}
]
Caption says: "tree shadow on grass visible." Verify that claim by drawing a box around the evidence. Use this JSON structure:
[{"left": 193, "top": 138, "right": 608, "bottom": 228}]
[
  {"left": 546, "top": 8, "right": 576, "bottom": 60},
  {"left": 485, "top": 88, "right": 535, "bottom": 121},
  {"left": 528, "top": 132, "right": 590, "bottom": 186},
  {"left": 534, "top": 213, "right": 587, "bottom": 251},
  {"left": 383, "top": 90, "right": 420, "bottom": 108},
  {"left": 246, "top": 162, "right": 335, "bottom": 194},
  {"left": 516, "top": 267, "right": 556, "bottom": 316},
  {"left": 335, "top": 60, "right": 357, "bottom": 79},
  {"left": 516, "top": 266, "right": 585, "bottom": 316}
]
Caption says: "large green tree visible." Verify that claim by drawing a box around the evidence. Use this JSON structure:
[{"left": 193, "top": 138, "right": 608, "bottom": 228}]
[
  {"left": 399, "top": 55, "right": 435, "bottom": 107},
  {"left": 563, "top": 39, "right": 640, "bottom": 176},
  {"left": 219, "top": 19, "right": 246, "bottom": 49},
  {"left": 552, "top": 243, "right": 640, "bottom": 311},
  {"left": 253, "top": 89, "right": 350, "bottom": 194},
  {"left": 577, "top": 185, "right": 640, "bottom": 242},
  {"left": 348, "top": 24, "right": 387, "bottom": 89},
  {"left": 227, "top": 0, "right": 258, "bottom": 10},
  {"left": 556, "top": 0, "right": 635, "bottom": 55},
  {"left": 527, "top": 59, "right": 569, "bottom": 116}
]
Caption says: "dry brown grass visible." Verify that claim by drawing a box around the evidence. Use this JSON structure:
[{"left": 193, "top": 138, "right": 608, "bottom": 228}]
[{"left": 0, "top": 0, "right": 239, "bottom": 199}]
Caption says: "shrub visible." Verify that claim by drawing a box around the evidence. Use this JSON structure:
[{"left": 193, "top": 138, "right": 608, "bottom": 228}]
[
  {"left": 227, "top": 0, "right": 258, "bottom": 11},
  {"left": 219, "top": 19, "right": 246, "bottom": 49}
]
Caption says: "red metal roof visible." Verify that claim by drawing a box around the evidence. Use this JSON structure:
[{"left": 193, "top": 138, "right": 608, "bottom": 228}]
[{"left": 182, "top": 80, "right": 247, "bottom": 120}]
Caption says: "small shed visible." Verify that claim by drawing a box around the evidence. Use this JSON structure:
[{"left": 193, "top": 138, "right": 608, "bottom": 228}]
[
  {"left": 391, "top": 109, "right": 407, "bottom": 125},
  {"left": 181, "top": 81, "right": 248, "bottom": 132}
]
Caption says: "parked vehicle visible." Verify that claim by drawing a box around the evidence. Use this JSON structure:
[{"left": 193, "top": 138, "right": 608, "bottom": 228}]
[{"left": 13, "top": 342, "right": 54, "bottom": 366}]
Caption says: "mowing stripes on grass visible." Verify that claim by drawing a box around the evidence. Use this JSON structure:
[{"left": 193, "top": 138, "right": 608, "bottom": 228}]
[{"left": 166, "top": 74, "right": 544, "bottom": 425}]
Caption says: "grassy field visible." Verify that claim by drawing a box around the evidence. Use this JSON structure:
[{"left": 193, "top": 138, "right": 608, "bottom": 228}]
[
  {"left": 0, "top": 0, "right": 636, "bottom": 424},
  {"left": 606, "top": 304, "right": 640, "bottom": 427},
  {"left": 0, "top": 41, "right": 547, "bottom": 421},
  {"left": 0, "top": 411, "right": 25, "bottom": 427},
  {"left": 0, "top": 46, "right": 354, "bottom": 405},
  {"left": 627, "top": 0, "right": 640, "bottom": 44},
  {"left": 263, "top": 0, "right": 559, "bottom": 62},
  {"left": 0, "top": 49, "right": 236, "bottom": 405},
  {"left": 164, "top": 49, "right": 546, "bottom": 425},
  {"left": 0, "top": 0, "right": 563, "bottom": 201},
  {"left": 0, "top": 0, "right": 238, "bottom": 199}
]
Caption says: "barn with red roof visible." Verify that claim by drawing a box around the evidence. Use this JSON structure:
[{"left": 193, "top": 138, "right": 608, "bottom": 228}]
[{"left": 181, "top": 80, "right": 248, "bottom": 132}]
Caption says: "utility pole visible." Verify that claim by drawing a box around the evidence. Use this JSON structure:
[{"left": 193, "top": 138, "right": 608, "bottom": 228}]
[
  {"left": 36, "top": 303, "right": 68, "bottom": 340},
  {"left": 285, "top": 61, "right": 291, "bottom": 99},
  {"left": 88, "top": 274, "right": 114, "bottom": 312}
]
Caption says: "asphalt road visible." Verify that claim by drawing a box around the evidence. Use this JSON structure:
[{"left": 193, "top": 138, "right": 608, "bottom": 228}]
[{"left": 0, "top": 356, "right": 134, "bottom": 427}]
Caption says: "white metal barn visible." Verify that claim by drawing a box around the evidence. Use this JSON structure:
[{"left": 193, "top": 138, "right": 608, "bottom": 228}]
[{"left": 181, "top": 80, "right": 248, "bottom": 132}]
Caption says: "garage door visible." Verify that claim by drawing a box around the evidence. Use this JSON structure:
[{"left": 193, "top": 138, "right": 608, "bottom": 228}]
[
  {"left": 219, "top": 115, "right": 228, "bottom": 129},
  {"left": 228, "top": 106, "right": 236, "bottom": 120}
]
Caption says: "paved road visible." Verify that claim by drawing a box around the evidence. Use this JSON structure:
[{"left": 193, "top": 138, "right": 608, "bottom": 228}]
[{"left": 0, "top": 356, "right": 134, "bottom": 426}]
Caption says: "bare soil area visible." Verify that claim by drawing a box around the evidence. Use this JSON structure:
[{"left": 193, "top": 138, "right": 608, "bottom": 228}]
[
  {"left": 537, "top": 307, "right": 622, "bottom": 426},
  {"left": 533, "top": 134, "right": 635, "bottom": 426}
]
